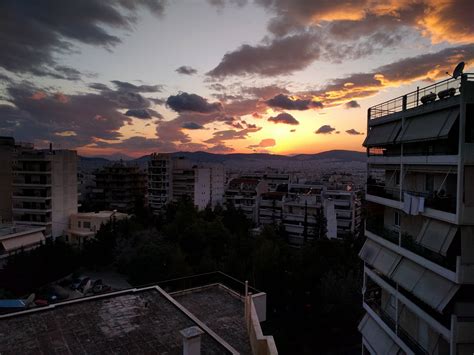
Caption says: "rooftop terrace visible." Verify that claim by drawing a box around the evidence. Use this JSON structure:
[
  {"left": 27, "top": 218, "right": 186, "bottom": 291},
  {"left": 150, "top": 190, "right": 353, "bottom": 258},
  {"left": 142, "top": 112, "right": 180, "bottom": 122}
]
[{"left": 369, "top": 73, "right": 474, "bottom": 120}]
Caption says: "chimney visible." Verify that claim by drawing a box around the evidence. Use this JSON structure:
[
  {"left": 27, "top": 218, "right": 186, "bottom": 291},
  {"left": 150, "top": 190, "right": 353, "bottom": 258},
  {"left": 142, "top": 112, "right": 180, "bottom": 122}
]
[{"left": 180, "top": 326, "right": 204, "bottom": 355}]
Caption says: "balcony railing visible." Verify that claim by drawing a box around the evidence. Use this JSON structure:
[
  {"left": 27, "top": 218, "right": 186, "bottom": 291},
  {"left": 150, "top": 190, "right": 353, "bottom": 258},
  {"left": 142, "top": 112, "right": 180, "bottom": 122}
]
[
  {"left": 365, "top": 219, "right": 457, "bottom": 271},
  {"left": 365, "top": 298, "right": 428, "bottom": 355},
  {"left": 366, "top": 184, "right": 456, "bottom": 214},
  {"left": 369, "top": 76, "right": 463, "bottom": 120}
]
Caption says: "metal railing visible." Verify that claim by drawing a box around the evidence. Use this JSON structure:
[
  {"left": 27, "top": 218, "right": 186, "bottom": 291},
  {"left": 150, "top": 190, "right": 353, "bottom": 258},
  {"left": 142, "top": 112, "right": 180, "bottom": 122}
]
[
  {"left": 365, "top": 298, "right": 428, "bottom": 355},
  {"left": 365, "top": 219, "right": 457, "bottom": 271},
  {"left": 366, "top": 184, "right": 456, "bottom": 214},
  {"left": 156, "top": 271, "right": 261, "bottom": 296},
  {"left": 369, "top": 76, "right": 463, "bottom": 119}
]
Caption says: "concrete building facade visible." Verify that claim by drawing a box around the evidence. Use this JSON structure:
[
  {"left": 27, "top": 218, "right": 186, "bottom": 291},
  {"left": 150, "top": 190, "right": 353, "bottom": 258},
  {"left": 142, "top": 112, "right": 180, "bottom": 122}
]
[
  {"left": 0, "top": 224, "right": 45, "bottom": 266},
  {"left": 11, "top": 147, "right": 78, "bottom": 239},
  {"left": 67, "top": 210, "right": 129, "bottom": 246},
  {"left": 359, "top": 73, "right": 474, "bottom": 354},
  {"left": 92, "top": 162, "right": 147, "bottom": 213},
  {"left": 148, "top": 154, "right": 225, "bottom": 212}
]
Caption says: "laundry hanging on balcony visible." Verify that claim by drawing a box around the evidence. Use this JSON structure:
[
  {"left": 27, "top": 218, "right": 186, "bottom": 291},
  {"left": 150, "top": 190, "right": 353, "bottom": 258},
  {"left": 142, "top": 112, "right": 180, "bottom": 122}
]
[{"left": 403, "top": 193, "right": 425, "bottom": 215}]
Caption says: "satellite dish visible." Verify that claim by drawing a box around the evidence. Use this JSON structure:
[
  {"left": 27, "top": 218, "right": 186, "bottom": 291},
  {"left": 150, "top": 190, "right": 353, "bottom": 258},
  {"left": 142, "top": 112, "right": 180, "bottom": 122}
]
[{"left": 453, "top": 62, "right": 465, "bottom": 79}]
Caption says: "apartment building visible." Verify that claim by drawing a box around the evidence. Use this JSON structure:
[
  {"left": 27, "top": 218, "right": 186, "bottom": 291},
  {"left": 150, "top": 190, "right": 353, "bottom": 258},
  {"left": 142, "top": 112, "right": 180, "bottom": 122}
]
[
  {"left": 92, "top": 162, "right": 147, "bottom": 213},
  {"left": 0, "top": 137, "right": 16, "bottom": 223},
  {"left": 324, "top": 190, "right": 362, "bottom": 238},
  {"left": 241, "top": 171, "right": 291, "bottom": 191},
  {"left": 67, "top": 210, "right": 129, "bottom": 246},
  {"left": 11, "top": 146, "right": 77, "bottom": 239},
  {"left": 359, "top": 73, "right": 474, "bottom": 354},
  {"left": 148, "top": 154, "right": 225, "bottom": 212},
  {"left": 225, "top": 177, "right": 269, "bottom": 222}
]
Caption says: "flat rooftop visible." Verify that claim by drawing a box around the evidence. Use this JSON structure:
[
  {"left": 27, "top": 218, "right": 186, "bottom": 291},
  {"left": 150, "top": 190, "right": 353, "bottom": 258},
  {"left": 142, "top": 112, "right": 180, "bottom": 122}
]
[
  {"left": 0, "top": 224, "right": 44, "bottom": 238},
  {"left": 173, "top": 285, "right": 252, "bottom": 354},
  {"left": 0, "top": 286, "right": 238, "bottom": 354}
]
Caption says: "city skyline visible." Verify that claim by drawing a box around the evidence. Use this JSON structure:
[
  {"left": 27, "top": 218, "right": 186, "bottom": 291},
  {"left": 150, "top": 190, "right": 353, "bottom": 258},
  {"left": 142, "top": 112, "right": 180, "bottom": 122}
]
[{"left": 1, "top": 0, "right": 473, "bottom": 157}]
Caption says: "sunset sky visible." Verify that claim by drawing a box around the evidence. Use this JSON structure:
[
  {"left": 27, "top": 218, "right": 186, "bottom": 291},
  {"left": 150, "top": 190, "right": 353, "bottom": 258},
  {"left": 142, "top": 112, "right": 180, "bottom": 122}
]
[{"left": 1, "top": 0, "right": 473, "bottom": 157}]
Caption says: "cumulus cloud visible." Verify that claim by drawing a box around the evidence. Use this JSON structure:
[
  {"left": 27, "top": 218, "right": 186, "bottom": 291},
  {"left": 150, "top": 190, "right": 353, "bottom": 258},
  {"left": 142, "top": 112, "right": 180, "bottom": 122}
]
[
  {"left": 268, "top": 112, "right": 299, "bottom": 125},
  {"left": 204, "top": 128, "right": 260, "bottom": 145},
  {"left": 111, "top": 80, "right": 163, "bottom": 93},
  {"left": 181, "top": 122, "right": 205, "bottom": 130},
  {"left": 0, "top": 0, "right": 166, "bottom": 79},
  {"left": 346, "top": 128, "right": 364, "bottom": 135},
  {"left": 125, "top": 109, "right": 163, "bottom": 119},
  {"left": 175, "top": 66, "right": 198, "bottom": 75},
  {"left": 166, "top": 92, "right": 223, "bottom": 113},
  {"left": 255, "top": 0, "right": 474, "bottom": 44},
  {"left": 248, "top": 138, "right": 276, "bottom": 150},
  {"left": 207, "top": 31, "right": 321, "bottom": 77},
  {"left": 315, "top": 125, "right": 336, "bottom": 134},
  {"left": 241, "top": 85, "right": 290, "bottom": 99},
  {"left": 344, "top": 100, "right": 361, "bottom": 109},
  {"left": 266, "top": 94, "right": 323, "bottom": 110}
]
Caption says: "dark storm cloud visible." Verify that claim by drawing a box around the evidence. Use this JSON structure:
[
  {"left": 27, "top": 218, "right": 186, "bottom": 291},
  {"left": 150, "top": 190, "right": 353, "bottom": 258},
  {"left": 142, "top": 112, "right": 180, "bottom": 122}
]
[
  {"left": 207, "top": 31, "right": 321, "bottom": 77},
  {"left": 175, "top": 66, "right": 198, "bottom": 75},
  {"left": 315, "top": 125, "right": 336, "bottom": 134},
  {"left": 346, "top": 128, "right": 364, "bottom": 135},
  {"left": 181, "top": 122, "right": 205, "bottom": 130},
  {"left": 344, "top": 100, "right": 361, "bottom": 109},
  {"left": 166, "top": 92, "right": 223, "bottom": 113},
  {"left": 0, "top": 0, "right": 166, "bottom": 79},
  {"left": 266, "top": 94, "right": 323, "bottom": 110},
  {"left": 267, "top": 112, "right": 299, "bottom": 125}
]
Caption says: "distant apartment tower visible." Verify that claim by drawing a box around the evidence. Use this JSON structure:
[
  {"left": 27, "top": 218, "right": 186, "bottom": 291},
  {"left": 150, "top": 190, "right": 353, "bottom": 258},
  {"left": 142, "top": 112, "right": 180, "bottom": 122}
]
[
  {"left": 93, "top": 162, "right": 147, "bottom": 213},
  {"left": 225, "top": 178, "right": 269, "bottom": 222},
  {"left": 324, "top": 189, "right": 362, "bottom": 238},
  {"left": 12, "top": 146, "right": 78, "bottom": 238},
  {"left": 148, "top": 154, "right": 225, "bottom": 212},
  {"left": 359, "top": 73, "right": 474, "bottom": 353}
]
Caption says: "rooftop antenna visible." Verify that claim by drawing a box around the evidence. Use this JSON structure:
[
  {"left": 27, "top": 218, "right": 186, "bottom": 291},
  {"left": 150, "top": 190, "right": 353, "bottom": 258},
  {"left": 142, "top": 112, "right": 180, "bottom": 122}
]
[{"left": 446, "top": 61, "right": 465, "bottom": 79}]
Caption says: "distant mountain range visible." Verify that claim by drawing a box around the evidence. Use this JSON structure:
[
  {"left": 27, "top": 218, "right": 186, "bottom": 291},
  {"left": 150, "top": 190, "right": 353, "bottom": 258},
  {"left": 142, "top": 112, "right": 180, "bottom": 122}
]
[{"left": 79, "top": 150, "right": 366, "bottom": 172}]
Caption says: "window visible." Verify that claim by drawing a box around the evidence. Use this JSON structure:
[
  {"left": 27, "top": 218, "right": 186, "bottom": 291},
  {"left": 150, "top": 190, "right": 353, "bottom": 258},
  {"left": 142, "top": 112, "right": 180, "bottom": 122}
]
[
  {"left": 394, "top": 211, "right": 400, "bottom": 228},
  {"left": 389, "top": 294, "right": 396, "bottom": 308},
  {"left": 395, "top": 172, "right": 400, "bottom": 186},
  {"left": 83, "top": 221, "right": 91, "bottom": 229},
  {"left": 77, "top": 221, "right": 81, "bottom": 228}
]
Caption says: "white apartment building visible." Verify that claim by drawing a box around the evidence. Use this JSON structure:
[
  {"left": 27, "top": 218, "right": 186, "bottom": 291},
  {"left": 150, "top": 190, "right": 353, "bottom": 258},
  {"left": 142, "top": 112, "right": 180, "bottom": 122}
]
[
  {"left": 359, "top": 73, "right": 474, "bottom": 354},
  {"left": 10, "top": 145, "right": 78, "bottom": 239},
  {"left": 67, "top": 210, "right": 129, "bottom": 246},
  {"left": 324, "top": 189, "right": 362, "bottom": 238},
  {"left": 225, "top": 178, "right": 269, "bottom": 222},
  {"left": 148, "top": 154, "right": 225, "bottom": 212}
]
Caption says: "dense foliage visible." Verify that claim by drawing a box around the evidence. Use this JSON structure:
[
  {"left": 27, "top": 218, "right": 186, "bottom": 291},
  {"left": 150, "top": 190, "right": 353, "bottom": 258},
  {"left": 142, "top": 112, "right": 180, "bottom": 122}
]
[{"left": 0, "top": 197, "right": 363, "bottom": 354}]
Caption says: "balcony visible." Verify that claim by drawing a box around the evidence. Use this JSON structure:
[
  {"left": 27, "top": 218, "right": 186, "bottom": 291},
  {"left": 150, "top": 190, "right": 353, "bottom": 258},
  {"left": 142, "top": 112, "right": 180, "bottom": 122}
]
[
  {"left": 369, "top": 75, "right": 465, "bottom": 120},
  {"left": 366, "top": 184, "right": 456, "bottom": 214},
  {"left": 364, "top": 296, "right": 429, "bottom": 355},
  {"left": 365, "top": 218, "right": 457, "bottom": 271}
]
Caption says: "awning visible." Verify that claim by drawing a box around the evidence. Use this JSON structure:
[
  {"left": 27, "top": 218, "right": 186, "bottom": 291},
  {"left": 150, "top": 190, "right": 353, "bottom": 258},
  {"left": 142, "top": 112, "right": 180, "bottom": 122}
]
[
  {"left": 391, "top": 258, "right": 459, "bottom": 312},
  {"left": 1, "top": 232, "right": 45, "bottom": 252},
  {"left": 363, "top": 121, "right": 402, "bottom": 147},
  {"left": 359, "top": 239, "right": 401, "bottom": 276},
  {"left": 358, "top": 314, "right": 401, "bottom": 355},
  {"left": 396, "top": 108, "right": 459, "bottom": 144},
  {"left": 416, "top": 219, "right": 457, "bottom": 256}
]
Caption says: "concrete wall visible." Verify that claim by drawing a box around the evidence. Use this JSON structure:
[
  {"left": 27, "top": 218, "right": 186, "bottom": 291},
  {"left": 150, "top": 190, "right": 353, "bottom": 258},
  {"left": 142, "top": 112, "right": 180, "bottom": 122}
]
[{"left": 52, "top": 151, "right": 78, "bottom": 238}]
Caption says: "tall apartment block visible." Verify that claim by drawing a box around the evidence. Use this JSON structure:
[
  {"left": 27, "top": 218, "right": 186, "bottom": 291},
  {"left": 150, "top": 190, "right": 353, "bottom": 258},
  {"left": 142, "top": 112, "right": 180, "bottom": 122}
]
[
  {"left": 11, "top": 145, "right": 78, "bottom": 238},
  {"left": 0, "top": 137, "right": 16, "bottom": 223},
  {"left": 359, "top": 73, "right": 474, "bottom": 354},
  {"left": 92, "top": 162, "right": 147, "bottom": 213},
  {"left": 148, "top": 153, "right": 225, "bottom": 212},
  {"left": 324, "top": 189, "right": 362, "bottom": 238}
]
